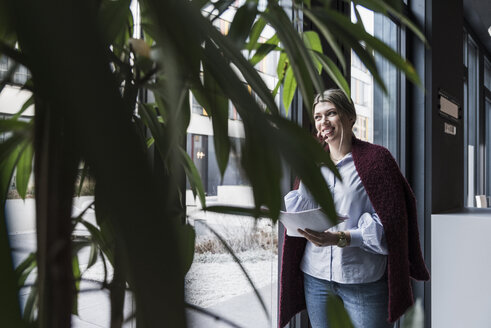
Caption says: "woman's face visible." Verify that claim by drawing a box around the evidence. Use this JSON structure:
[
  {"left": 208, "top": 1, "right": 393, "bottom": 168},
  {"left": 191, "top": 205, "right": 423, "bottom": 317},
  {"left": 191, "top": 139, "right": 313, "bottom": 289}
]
[{"left": 313, "top": 102, "right": 352, "bottom": 144}]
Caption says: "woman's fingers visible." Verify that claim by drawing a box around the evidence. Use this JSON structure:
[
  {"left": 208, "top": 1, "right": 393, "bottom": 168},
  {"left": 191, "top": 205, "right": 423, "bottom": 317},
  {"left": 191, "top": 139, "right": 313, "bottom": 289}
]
[
  {"left": 299, "top": 229, "right": 340, "bottom": 247},
  {"left": 298, "top": 228, "right": 331, "bottom": 246}
]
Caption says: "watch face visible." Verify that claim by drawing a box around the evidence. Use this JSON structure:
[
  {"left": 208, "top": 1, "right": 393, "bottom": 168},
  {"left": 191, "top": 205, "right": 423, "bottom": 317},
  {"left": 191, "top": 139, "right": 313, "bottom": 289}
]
[
  {"left": 337, "top": 239, "right": 347, "bottom": 247},
  {"left": 337, "top": 232, "right": 347, "bottom": 247}
]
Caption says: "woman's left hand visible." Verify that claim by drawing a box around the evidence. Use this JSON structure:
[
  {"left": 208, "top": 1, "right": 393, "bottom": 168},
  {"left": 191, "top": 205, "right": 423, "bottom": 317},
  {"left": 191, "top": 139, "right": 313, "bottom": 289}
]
[{"left": 297, "top": 228, "right": 340, "bottom": 247}]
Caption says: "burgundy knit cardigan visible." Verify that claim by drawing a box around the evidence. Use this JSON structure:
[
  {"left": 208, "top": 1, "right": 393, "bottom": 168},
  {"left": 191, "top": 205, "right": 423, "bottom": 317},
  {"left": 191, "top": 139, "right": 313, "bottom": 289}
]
[{"left": 278, "top": 138, "right": 430, "bottom": 327}]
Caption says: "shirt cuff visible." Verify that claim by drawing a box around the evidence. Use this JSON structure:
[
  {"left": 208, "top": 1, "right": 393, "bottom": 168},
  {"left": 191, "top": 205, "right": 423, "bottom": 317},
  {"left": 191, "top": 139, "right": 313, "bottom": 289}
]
[{"left": 348, "top": 229, "right": 363, "bottom": 247}]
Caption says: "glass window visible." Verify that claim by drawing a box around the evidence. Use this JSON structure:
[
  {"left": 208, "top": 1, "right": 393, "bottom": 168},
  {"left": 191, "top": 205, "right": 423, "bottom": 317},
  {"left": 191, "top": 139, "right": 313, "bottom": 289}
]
[
  {"left": 0, "top": 55, "right": 31, "bottom": 85},
  {"left": 13, "top": 64, "right": 29, "bottom": 85},
  {"left": 485, "top": 57, "right": 491, "bottom": 91},
  {"left": 350, "top": 5, "right": 401, "bottom": 159},
  {"left": 486, "top": 98, "right": 491, "bottom": 196},
  {"left": 0, "top": 56, "right": 8, "bottom": 79},
  {"left": 228, "top": 101, "right": 242, "bottom": 120},
  {"left": 191, "top": 94, "right": 208, "bottom": 116},
  {"left": 184, "top": 5, "right": 279, "bottom": 328},
  {"left": 464, "top": 33, "right": 480, "bottom": 206},
  {"left": 185, "top": 133, "right": 278, "bottom": 328}
]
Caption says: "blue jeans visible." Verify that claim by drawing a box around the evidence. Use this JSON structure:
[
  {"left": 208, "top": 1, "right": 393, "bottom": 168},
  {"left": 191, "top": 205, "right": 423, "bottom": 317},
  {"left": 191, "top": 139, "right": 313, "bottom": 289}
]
[{"left": 303, "top": 273, "right": 393, "bottom": 328}]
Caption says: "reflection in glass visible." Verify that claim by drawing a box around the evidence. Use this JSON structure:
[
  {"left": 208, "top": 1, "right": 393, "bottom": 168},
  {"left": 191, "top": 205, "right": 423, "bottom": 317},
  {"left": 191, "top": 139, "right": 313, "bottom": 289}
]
[
  {"left": 464, "top": 33, "right": 480, "bottom": 206},
  {"left": 350, "top": 5, "right": 400, "bottom": 159},
  {"left": 486, "top": 99, "right": 491, "bottom": 196}
]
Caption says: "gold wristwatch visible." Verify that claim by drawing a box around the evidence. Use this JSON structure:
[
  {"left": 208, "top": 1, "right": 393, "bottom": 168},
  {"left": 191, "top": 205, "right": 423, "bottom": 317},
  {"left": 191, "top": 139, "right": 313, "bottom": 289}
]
[{"left": 337, "top": 231, "right": 348, "bottom": 248}]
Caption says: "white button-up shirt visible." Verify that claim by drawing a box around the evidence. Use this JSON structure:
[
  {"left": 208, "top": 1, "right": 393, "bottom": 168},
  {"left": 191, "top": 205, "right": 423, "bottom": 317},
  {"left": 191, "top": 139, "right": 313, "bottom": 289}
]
[{"left": 284, "top": 153, "right": 388, "bottom": 284}]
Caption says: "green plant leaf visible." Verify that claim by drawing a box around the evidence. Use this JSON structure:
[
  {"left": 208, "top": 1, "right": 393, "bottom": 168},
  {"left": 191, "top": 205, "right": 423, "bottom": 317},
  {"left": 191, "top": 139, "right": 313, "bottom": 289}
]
[
  {"left": 22, "top": 278, "right": 38, "bottom": 323},
  {"left": 15, "top": 252, "right": 36, "bottom": 287},
  {"left": 276, "top": 51, "right": 288, "bottom": 82},
  {"left": 16, "top": 143, "right": 33, "bottom": 200},
  {"left": 228, "top": 1, "right": 258, "bottom": 48},
  {"left": 0, "top": 119, "right": 31, "bottom": 135},
  {"left": 204, "top": 205, "right": 271, "bottom": 217},
  {"left": 72, "top": 255, "right": 81, "bottom": 316},
  {"left": 327, "top": 294, "right": 354, "bottom": 328},
  {"left": 12, "top": 95, "right": 34, "bottom": 121},
  {"left": 178, "top": 147, "right": 206, "bottom": 208},
  {"left": 110, "top": 249, "right": 126, "bottom": 328},
  {"left": 177, "top": 223, "right": 195, "bottom": 275},
  {"left": 351, "top": 0, "right": 428, "bottom": 45},
  {"left": 246, "top": 16, "right": 267, "bottom": 51},
  {"left": 249, "top": 34, "right": 279, "bottom": 66},
  {"left": 272, "top": 79, "right": 281, "bottom": 98},
  {"left": 313, "top": 50, "right": 351, "bottom": 99},
  {"left": 203, "top": 59, "right": 230, "bottom": 177},
  {"left": 316, "top": 15, "right": 387, "bottom": 93},
  {"left": 204, "top": 16, "right": 279, "bottom": 115},
  {"left": 201, "top": 39, "right": 283, "bottom": 218},
  {"left": 323, "top": 8, "right": 421, "bottom": 87},
  {"left": 0, "top": 135, "right": 25, "bottom": 206},
  {"left": 191, "top": 0, "right": 210, "bottom": 10},
  {"left": 98, "top": 0, "right": 132, "bottom": 46},
  {"left": 78, "top": 219, "right": 114, "bottom": 266},
  {"left": 86, "top": 242, "right": 99, "bottom": 271},
  {"left": 0, "top": 1, "right": 17, "bottom": 45},
  {"left": 263, "top": 3, "right": 324, "bottom": 111},
  {"left": 138, "top": 102, "right": 170, "bottom": 165},
  {"left": 302, "top": 8, "right": 347, "bottom": 72},
  {"left": 303, "top": 30, "right": 323, "bottom": 73},
  {"left": 209, "top": 0, "right": 236, "bottom": 22},
  {"left": 146, "top": 137, "right": 155, "bottom": 148},
  {"left": 282, "top": 66, "right": 297, "bottom": 115},
  {"left": 76, "top": 162, "right": 89, "bottom": 197}
]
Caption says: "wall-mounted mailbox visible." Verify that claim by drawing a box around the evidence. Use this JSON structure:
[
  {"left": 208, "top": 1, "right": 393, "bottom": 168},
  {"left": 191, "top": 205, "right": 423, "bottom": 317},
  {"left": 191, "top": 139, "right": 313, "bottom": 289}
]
[{"left": 438, "top": 91, "right": 461, "bottom": 121}]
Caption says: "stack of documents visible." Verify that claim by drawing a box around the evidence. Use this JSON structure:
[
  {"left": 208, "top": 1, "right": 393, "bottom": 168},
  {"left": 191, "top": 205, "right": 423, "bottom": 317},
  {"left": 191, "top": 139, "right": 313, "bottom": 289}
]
[{"left": 280, "top": 208, "right": 342, "bottom": 237}]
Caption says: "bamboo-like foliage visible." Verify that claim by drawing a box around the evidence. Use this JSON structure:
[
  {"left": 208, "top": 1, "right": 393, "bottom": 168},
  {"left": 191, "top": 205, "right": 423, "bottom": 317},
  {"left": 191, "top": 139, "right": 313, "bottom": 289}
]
[{"left": 0, "top": 0, "right": 426, "bottom": 327}]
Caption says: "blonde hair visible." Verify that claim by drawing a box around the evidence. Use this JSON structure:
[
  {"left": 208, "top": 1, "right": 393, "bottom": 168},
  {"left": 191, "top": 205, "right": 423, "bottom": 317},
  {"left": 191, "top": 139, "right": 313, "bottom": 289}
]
[{"left": 312, "top": 89, "right": 357, "bottom": 127}]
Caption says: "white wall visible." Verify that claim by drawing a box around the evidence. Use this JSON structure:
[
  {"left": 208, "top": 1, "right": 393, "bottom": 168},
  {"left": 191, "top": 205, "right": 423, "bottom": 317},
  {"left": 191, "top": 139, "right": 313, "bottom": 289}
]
[
  {"left": 431, "top": 209, "right": 491, "bottom": 328},
  {"left": 5, "top": 196, "right": 95, "bottom": 235}
]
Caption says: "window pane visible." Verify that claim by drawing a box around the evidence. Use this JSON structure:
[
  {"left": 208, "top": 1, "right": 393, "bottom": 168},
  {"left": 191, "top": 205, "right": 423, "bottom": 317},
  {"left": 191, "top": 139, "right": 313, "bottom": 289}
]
[
  {"left": 486, "top": 98, "right": 491, "bottom": 195},
  {"left": 351, "top": 5, "right": 400, "bottom": 159},
  {"left": 0, "top": 56, "right": 8, "bottom": 80},
  {"left": 185, "top": 133, "right": 278, "bottom": 327},
  {"left": 464, "top": 34, "right": 480, "bottom": 206},
  {"left": 485, "top": 57, "right": 491, "bottom": 91},
  {"left": 185, "top": 6, "right": 279, "bottom": 327}
]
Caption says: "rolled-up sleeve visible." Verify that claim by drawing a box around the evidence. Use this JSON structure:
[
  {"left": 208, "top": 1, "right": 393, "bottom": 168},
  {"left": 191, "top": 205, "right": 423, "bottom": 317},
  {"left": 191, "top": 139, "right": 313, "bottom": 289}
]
[
  {"left": 284, "top": 182, "right": 319, "bottom": 212},
  {"left": 348, "top": 212, "right": 388, "bottom": 255}
]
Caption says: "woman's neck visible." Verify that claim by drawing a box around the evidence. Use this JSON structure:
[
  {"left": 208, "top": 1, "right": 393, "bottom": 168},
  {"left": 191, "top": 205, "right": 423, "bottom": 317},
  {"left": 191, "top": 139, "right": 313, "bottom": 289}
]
[{"left": 328, "top": 134, "right": 353, "bottom": 161}]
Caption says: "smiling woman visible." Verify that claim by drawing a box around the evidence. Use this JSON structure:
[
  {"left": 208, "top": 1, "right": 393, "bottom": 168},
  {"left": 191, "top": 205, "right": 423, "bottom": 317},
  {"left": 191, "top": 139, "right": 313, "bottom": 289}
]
[{"left": 279, "top": 89, "right": 429, "bottom": 328}]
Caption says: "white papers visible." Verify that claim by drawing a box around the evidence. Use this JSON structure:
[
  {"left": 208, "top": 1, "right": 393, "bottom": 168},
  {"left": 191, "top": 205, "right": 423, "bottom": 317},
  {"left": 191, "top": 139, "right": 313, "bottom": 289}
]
[{"left": 280, "top": 208, "right": 340, "bottom": 237}]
